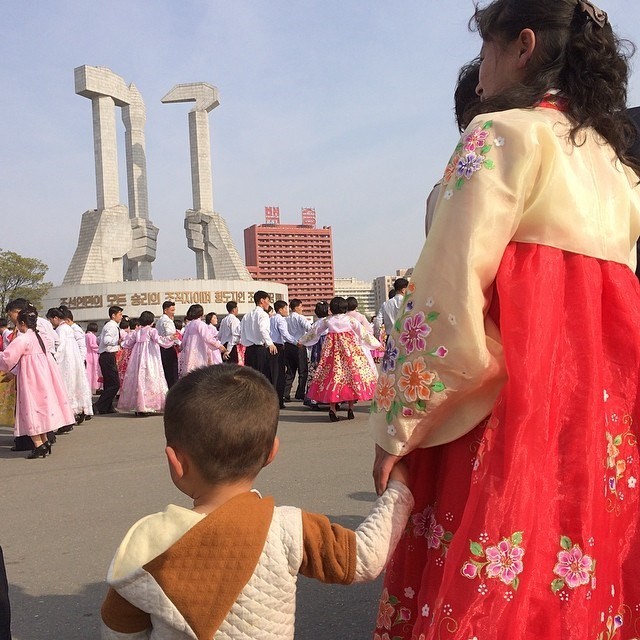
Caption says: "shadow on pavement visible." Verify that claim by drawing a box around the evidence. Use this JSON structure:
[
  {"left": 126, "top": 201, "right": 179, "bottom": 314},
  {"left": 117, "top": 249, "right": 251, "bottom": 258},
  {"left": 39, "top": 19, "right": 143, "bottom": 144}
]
[
  {"left": 295, "top": 513, "right": 381, "bottom": 640},
  {"left": 8, "top": 581, "right": 105, "bottom": 640}
]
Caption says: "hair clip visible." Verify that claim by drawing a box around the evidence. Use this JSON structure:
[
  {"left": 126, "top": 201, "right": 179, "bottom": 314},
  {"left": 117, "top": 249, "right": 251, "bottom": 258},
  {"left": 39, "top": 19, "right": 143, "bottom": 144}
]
[{"left": 577, "top": 0, "right": 608, "bottom": 28}]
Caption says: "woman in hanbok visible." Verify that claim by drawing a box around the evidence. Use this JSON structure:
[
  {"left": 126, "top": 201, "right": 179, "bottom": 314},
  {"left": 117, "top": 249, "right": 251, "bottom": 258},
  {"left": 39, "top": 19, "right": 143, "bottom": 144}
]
[
  {"left": 116, "top": 317, "right": 133, "bottom": 386},
  {"left": 204, "top": 312, "right": 223, "bottom": 365},
  {"left": 370, "top": 2, "right": 640, "bottom": 638},
  {"left": 0, "top": 308, "right": 74, "bottom": 458},
  {"left": 303, "top": 301, "right": 329, "bottom": 411},
  {"left": 178, "top": 304, "right": 226, "bottom": 377},
  {"left": 85, "top": 322, "right": 101, "bottom": 394},
  {"left": 46, "top": 308, "right": 93, "bottom": 427},
  {"left": 117, "top": 311, "right": 176, "bottom": 416},
  {"left": 300, "top": 296, "right": 381, "bottom": 422}
]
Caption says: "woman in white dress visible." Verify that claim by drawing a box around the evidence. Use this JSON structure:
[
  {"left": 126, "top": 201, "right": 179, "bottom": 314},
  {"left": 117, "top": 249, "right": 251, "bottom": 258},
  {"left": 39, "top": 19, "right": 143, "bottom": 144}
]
[{"left": 46, "top": 307, "right": 93, "bottom": 430}]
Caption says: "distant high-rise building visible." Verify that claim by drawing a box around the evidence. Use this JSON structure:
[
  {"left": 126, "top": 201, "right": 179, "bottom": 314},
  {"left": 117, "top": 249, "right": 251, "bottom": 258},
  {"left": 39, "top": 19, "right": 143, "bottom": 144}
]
[
  {"left": 334, "top": 277, "right": 377, "bottom": 319},
  {"left": 244, "top": 208, "right": 334, "bottom": 311},
  {"left": 373, "top": 269, "right": 413, "bottom": 311}
]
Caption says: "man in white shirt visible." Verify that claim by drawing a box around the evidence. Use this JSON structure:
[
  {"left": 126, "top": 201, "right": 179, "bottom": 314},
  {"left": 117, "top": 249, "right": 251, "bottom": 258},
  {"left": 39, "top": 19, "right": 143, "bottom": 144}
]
[
  {"left": 60, "top": 307, "right": 87, "bottom": 360},
  {"left": 240, "top": 291, "right": 277, "bottom": 379},
  {"left": 375, "top": 277, "right": 409, "bottom": 338},
  {"left": 94, "top": 305, "right": 123, "bottom": 415},
  {"left": 269, "top": 300, "right": 296, "bottom": 409},
  {"left": 156, "top": 300, "right": 179, "bottom": 388},
  {"left": 284, "top": 299, "right": 312, "bottom": 402},
  {"left": 218, "top": 301, "right": 241, "bottom": 364}
]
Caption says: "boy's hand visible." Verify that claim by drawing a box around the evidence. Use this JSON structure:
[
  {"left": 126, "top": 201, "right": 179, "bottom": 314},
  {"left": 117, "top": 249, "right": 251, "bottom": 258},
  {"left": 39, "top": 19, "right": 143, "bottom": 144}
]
[{"left": 388, "top": 458, "right": 410, "bottom": 488}]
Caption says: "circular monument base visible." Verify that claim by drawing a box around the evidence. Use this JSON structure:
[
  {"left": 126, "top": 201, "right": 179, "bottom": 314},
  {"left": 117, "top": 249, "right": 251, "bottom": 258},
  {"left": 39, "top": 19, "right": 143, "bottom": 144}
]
[{"left": 41, "top": 279, "right": 289, "bottom": 325}]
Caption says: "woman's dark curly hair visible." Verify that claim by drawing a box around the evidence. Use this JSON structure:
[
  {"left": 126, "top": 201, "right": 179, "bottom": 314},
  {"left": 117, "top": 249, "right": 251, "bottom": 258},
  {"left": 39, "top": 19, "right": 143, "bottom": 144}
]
[{"left": 471, "top": 0, "right": 640, "bottom": 177}]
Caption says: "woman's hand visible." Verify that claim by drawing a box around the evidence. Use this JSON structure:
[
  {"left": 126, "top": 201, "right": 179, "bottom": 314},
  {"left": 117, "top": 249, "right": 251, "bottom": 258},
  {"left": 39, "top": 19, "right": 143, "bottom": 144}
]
[{"left": 373, "top": 444, "right": 403, "bottom": 495}]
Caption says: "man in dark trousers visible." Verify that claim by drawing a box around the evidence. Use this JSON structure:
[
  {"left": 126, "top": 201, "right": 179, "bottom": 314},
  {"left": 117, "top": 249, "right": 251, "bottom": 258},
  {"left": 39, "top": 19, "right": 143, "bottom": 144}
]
[
  {"left": 94, "top": 306, "right": 123, "bottom": 414},
  {"left": 156, "top": 300, "right": 179, "bottom": 388}
]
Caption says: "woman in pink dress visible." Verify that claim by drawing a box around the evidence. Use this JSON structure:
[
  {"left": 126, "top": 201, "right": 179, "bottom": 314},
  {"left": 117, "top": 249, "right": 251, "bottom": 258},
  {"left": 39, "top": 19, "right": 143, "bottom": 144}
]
[
  {"left": 178, "top": 305, "right": 226, "bottom": 377},
  {"left": 0, "top": 308, "right": 74, "bottom": 458},
  {"left": 300, "top": 296, "right": 381, "bottom": 422},
  {"left": 117, "top": 311, "right": 177, "bottom": 416},
  {"left": 85, "top": 322, "right": 101, "bottom": 393},
  {"left": 204, "top": 312, "right": 223, "bottom": 365}
]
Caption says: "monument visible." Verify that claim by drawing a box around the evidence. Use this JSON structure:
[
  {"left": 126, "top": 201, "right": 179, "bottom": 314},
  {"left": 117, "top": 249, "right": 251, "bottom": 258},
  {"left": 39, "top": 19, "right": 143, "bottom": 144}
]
[
  {"left": 63, "top": 66, "right": 158, "bottom": 285},
  {"left": 45, "top": 67, "right": 285, "bottom": 324},
  {"left": 162, "top": 83, "right": 252, "bottom": 280}
]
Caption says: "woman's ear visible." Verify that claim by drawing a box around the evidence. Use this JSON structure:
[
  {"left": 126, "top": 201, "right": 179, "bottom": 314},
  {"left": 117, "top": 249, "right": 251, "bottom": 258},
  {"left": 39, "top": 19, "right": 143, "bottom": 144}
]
[{"left": 517, "top": 28, "right": 536, "bottom": 69}]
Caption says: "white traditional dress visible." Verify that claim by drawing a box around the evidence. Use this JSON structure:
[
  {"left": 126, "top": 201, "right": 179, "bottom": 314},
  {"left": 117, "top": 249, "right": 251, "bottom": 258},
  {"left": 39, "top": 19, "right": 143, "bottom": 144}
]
[
  {"left": 54, "top": 322, "right": 93, "bottom": 417},
  {"left": 117, "top": 327, "right": 175, "bottom": 414}
]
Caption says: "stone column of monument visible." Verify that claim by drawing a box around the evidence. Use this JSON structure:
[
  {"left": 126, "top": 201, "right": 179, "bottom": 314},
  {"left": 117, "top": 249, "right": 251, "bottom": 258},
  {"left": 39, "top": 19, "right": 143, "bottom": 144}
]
[
  {"left": 162, "top": 83, "right": 252, "bottom": 280},
  {"left": 64, "top": 66, "right": 158, "bottom": 285},
  {"left": 122, "top": 84, "right": 158, "bottom": 281}
]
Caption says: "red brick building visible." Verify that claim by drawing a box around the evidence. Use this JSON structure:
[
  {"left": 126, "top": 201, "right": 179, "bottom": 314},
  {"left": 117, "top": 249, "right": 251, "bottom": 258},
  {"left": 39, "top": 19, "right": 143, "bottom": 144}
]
[{"left": 243, "top": 220, "right": 334, "bottom": 310}]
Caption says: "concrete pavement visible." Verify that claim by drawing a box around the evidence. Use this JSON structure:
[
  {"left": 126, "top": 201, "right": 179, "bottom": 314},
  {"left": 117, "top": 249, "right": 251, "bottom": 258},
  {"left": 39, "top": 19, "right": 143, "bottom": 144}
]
[{"left": 0, "top": 401, "right": 383, "bottom": 639}]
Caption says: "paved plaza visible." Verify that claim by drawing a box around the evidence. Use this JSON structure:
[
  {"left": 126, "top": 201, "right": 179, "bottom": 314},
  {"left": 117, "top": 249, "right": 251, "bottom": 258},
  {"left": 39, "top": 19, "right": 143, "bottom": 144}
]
[{"left": 0, "top": 402, "right": 382, "bottom": 639}]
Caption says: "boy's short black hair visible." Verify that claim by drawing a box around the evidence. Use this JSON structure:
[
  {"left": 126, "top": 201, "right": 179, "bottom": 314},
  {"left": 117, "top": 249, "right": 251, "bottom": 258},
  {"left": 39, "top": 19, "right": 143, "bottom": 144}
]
[
  {"left": 162, "top": 300, "right": 175, "bottom": 311},
  {"left": 108, "top": 305, "right": 123, "bottom": 319},
  {"left": 226, "top": 301, "right": 237, "bottom": 313},
  {"left": 164, "top": 365, "right": 279, "bottom": 485},
  {"left": 289, "top": 299, "right": 302, "bottom": 312},
  {"left": 5, "top": 298, "right": 29, "bottom": 313},
  {"left": 274, "top": 300, "right": 287, "bottom": 313},
  {"left": 393, "top": 278, "right": 409, "bottom": 292},
  {"left": 253, "top": 291, "right": 269, "bottom": 305}
]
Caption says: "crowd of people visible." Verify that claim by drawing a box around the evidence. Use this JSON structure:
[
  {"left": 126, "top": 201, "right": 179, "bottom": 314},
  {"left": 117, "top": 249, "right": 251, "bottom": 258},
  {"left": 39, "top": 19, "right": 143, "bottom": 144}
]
[
  {"left": 0, "top": 289, "right": 397, "bottom": 460},
  {"left": 3, "top": 0, "right": 640, "bottom": 638}
]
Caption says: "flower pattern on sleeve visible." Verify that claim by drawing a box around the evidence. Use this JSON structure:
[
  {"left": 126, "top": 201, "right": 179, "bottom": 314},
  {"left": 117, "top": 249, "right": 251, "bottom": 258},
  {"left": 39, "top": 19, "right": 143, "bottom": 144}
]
[
  {"left": 371, "top": 283, "right": 448, "bottom": 425},
  {"left": 442, "top": 120, "right": 496, "bottom": 193}
]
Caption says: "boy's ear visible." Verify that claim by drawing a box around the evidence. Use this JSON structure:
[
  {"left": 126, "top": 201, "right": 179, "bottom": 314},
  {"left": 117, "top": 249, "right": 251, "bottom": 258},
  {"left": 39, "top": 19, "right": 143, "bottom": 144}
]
[
  {"left": 264, "top": 436, "right": 279, "bottom": 468},
  {"left": 165, "top": 445, "right": 186, "bottom": 480}
]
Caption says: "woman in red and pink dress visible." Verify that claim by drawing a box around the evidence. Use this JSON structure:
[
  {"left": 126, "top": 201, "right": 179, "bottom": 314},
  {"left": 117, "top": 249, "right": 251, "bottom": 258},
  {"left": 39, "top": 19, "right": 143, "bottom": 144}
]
[
  {"left": 301, "top": 296, "right": 381, "bottom": 422},
  {"left": 370, "top": 2, "right": 640, "bottom": 639}
]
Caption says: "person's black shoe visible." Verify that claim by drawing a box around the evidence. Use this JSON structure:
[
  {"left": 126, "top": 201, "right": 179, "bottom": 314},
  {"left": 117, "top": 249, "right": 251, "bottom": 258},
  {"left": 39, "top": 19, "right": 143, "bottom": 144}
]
[
  {"left": 347, "top": 409, "right": 355, "bottom": 420},
  {"left": 56, "top": 425, "right": 74, "bottom": 435},
  {"left": 279, "top": 401, "right": 286, "bottom": 409},
  {"left": 27, "top": 444, "right": 48, "bottom": 459},
  {"left": 283, "top": 396, "right": 292, "bottom": 402},
  {"left": 329, "top": 410, "right": 339, "bottom": 422},
  {"left": 75, "top": 412, "right": 86, "bottom": 425}
]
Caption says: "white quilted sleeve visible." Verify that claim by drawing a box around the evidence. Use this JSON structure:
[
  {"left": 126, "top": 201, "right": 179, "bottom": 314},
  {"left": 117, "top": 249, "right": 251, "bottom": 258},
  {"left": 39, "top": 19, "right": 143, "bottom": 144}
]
[{"left": 353, "top": 481, "right": 414, "bottom": 583}]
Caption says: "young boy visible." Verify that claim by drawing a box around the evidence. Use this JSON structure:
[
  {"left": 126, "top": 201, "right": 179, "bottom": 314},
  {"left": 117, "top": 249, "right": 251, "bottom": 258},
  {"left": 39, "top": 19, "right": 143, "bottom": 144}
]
[{"left": 101, "top": 364, "right": 413, "bottom": 639}]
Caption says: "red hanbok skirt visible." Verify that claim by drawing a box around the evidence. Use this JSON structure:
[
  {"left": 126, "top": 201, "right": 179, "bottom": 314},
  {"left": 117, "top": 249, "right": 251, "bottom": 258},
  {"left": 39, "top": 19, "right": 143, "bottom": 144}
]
[
  {"left": 374, "top": 243, "right": 640, "bottom": 640},
  {"left": 307, "top": 331, "right": 378, "bottom": 403}
]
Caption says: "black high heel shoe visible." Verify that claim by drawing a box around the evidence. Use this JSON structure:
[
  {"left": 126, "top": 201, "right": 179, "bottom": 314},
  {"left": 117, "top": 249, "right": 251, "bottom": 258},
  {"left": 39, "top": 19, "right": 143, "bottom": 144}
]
[
  {"left": 347, "top": 409, "right": 355, "bottom": 420},
  {"left": 45, "top": 441, "right": 52, "bottom": 455},
  {"left": 329, "top": 410, "right": 339, "bottom": 422},
  {"left": 27, "top": 444, "right": 48, "bottom": 459}
]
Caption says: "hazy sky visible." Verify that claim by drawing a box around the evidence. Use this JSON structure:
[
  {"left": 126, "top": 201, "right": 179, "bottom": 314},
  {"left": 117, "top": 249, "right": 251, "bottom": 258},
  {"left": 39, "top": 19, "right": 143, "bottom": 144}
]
[{"left": 2, "top": 1, "right": 640, "bottom": 286}]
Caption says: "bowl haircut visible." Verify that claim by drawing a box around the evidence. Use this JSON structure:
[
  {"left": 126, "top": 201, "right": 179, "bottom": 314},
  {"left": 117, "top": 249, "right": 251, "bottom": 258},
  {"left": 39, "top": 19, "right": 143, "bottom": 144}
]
[{"left": 164, "top": 364, "right": 280, "bottom": 485}]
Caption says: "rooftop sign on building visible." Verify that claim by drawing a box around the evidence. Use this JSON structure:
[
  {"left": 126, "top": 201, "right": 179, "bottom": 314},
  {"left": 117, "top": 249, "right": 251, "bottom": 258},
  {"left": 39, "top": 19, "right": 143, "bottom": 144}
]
[
  {"left": 301, "top": 207, "right": 316, "bottom": 228},
  {"left": 265, "top": 206, "right": 280, "bottom": 225}
]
